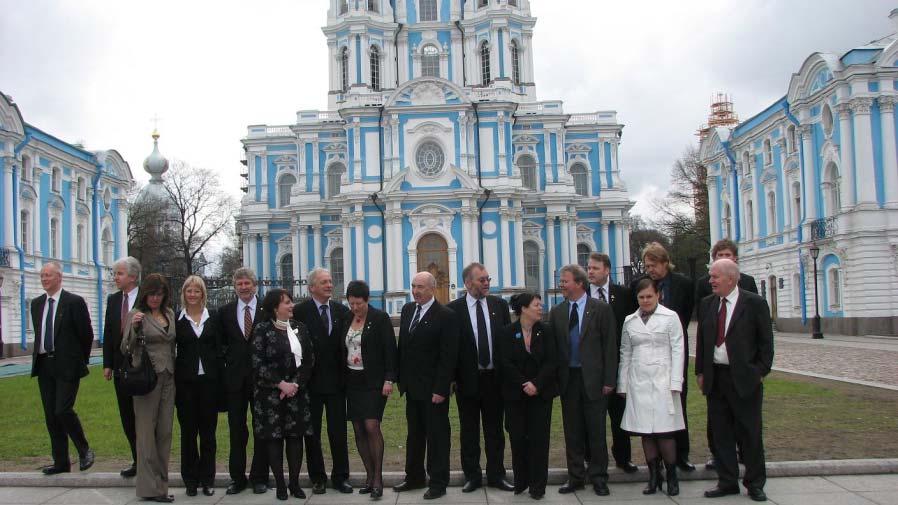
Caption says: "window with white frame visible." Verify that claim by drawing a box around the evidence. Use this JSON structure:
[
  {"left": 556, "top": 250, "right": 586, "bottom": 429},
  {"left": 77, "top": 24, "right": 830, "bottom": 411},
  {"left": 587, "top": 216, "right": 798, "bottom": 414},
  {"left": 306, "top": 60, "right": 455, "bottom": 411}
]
[
  {"left": 50, "top": 217, "right": 59, "bottom": 258},
  {"left": 102, "top": 227, "right": 114, "bottom": 266},
  {"left": 763, "top": 139, "right": 772, "bottom": 165},
  {"left": 792, "top": 273, "right": 801, "bottom": 309},
  {"left": 518, "top": 155, "right": 537, "bottom": 190},
  {"left": 51, "top": 167, "right": 61, "bottom": 192},
  {"left": 791, "top": 181, "right": 801, "bottom": 227},
  {"left": 419, "top": 0, "right": 438, "bottom": 21},
  {"left": 828, "top": 266, "right": 841, "bottom": 309},
  {"left": 327, "top": 163, "right": 345, "bottom": 197},
  {"left": 745, "top": 200, "right": 754, "bottom": 240},
  {"left": 577, "top": 244, "right": 590, "bottom": 269},
  {"left": 787, "top": 125, "right": 797, "bottom": 154},
  {"left": 22, "top": 155, "right": 32, "bottom": 181},
  {"left": 76, "top": 224, "right": 85, "bottom": 262},
  {"left": 421, "top": 44, "right": 440, "bottom": 78},
  {"left": 480, "top": 41, "right": 491, "bottom": 84},
  {"left": 77, "top": 177, "right": 85, "bottom": 200},
  {"left": 524, "top": 241, "right": 539, "bottom": 291},
  {"left": 822, "top": 162, "right": 841, "bottom": 217},
  {"left": 742, "top": 151, "right": 751, "bottom": 176},
  {"left": 370, "top": 46, "right": 381, "bottom": 91},
  {"left": 822, "top": 104, "right": 834, "bottom": 138},
  {"left": 510, "top": 40, "right": 521, "bottom": 85},
  {"left": 330, "top": 248, "right": 345, "bottom": 294},
  {"left": 280, "top": 254, "right": 294, "bottom": 289},
  {"left": 340, "top": 47, "right": 349, "bottom": 92},
  {"left": 20, "top": 210, "right": 29, "bottom": 254},
  {"left": 766, "top": 190, "right": 777, "bottom": 235},
  {"left": 723, "top": 204, "right": 732, "bottom": 238},
  {"left": 278, "top": 174, "right": 296, "bottom": 208},
  {"left": 570, "top": 163, "right": 588, "bottom": 196}
]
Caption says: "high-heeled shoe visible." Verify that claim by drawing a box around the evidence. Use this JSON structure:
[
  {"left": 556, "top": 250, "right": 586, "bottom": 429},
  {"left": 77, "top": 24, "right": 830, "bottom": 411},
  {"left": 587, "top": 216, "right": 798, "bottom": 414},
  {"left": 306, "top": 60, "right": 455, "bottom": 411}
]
[
  {"left": 359, "top": 485, "right": 373, "bottom": 494},
  {"left": 275, "top": 485, "right": 288, "bottom": 501},
  {"left": 370, "top": 487, "right": 383, "bottom": 500},
  {"left": 289, "top": 485, "right": 306, "bottom": 499},
  {"left": 643, "top": 459, "right": 664, "bottom": 495},
  {"left": 666, "top": 463, "right": 679, "bottom": 496}
]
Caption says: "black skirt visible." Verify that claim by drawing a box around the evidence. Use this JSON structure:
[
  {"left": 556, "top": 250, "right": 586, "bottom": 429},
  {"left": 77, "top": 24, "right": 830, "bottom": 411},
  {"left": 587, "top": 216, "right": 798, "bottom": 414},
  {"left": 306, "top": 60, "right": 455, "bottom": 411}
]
[{"left": 346, "top": 369, "right": 387, "bottom": 422}]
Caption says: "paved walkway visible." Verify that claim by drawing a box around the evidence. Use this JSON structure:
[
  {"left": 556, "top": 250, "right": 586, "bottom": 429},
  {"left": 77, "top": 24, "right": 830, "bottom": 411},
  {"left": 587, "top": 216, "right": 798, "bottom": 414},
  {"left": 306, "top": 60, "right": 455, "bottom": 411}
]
[{"left": 2, "top": 474, "right": 898, "bottom": 504}]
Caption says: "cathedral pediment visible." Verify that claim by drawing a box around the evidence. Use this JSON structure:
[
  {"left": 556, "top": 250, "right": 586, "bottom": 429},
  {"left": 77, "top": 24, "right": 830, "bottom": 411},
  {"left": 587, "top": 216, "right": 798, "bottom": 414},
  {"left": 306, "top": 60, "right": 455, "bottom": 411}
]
[{"left": 385, "top": 77, "right": 470, "bottom": 108}]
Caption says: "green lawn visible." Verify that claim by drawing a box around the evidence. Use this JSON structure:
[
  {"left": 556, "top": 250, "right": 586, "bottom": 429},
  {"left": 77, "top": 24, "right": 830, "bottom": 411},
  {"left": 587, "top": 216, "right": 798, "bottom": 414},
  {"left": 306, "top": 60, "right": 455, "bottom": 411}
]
[{"left": 2, "top": 362, "right": 897, "bottom": 471}]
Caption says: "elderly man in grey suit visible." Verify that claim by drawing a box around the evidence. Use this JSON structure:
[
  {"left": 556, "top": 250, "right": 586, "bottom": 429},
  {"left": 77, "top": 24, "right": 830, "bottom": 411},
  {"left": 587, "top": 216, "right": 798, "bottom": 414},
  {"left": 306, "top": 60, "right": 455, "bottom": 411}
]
[{"left": 550, "top": 264, "right": 618, "bottom": 496}]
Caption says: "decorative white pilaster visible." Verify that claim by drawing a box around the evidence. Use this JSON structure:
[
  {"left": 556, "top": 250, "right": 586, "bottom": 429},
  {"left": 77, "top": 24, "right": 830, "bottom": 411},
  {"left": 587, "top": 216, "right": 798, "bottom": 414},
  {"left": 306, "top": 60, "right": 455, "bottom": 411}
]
[
  {"left": 497, "top": 113, "right": 507, "bottom": 174},
  {"left": 291, "top": 224, "right": 301, "bottom": 296},
  {"left": 2, "top": 160, "right": 15, "bottom": 248},
  {"left": 708, "top": 176, "right": 721, "bottom": 245},
  {"left": 248, "top": 234, "right": 258, "bottom": 274},
  {"left": 500, "top": 204, "right": 512, "bottom": 286},
  {"left": 353, "top": 212, "right": 364, "bottom": 281},
  {"left": 312, "top": 224, "right": 322, "bottom": 268},
  {"left": 546, "top": 215, "right": 556, "bottom": 286},
  {"left": 615, "top": 221, "right": 625, "bottom": 271},
  {"left": 261, "top": 233, "right": 271, "bottom": 279},
  {"left": 878, "top": 96, "right": 898, "bottom": 207},
  {"left": 621, "top": 221, "right": 631, "bottom": 268},
  {"left": 600, "top": 222, "right": 609, "bottom": 255},
  {"left": 836, "top": 103, "right": 856, "bottom": 209},
  {"left": 390, "top": 117, "right": 400, "bottom": 177},
  {"left": 241, "top": 228, "right": 251, "bottom": 268},
  {"left": 799, "top": 125, "right": 817, "bottom": 221},
  {"left": 460, "top": 207, "right": 471, "bottom": 268},
  {"left": 610, "top": 139, "right": 622, "bottom": 188},
  {"left": 385, "top": 209, "right": 400, "bottom": 291},
  {"left": 851, "top": 98, "right": 876, "bottom": 208},
  {"left": 259, "top": 154, "right": 269, "bottom": 202},
  {"left": 513, "top": 209, "right": 525, "bottom": 287},
  {"left": 298, "top": 225, "right": 309, "bottom": 288},
  {"left": 341, "top": 215, "right": 353, "bottom": 281},
  {"left": 559, "top": 215, "right": 570, "bottom": 267},
  {"left": 311, "top": 142, "right": 320, "bottom": 193},
  {"left": 567, "top": 212, "right": 577, "bottom": 265}
]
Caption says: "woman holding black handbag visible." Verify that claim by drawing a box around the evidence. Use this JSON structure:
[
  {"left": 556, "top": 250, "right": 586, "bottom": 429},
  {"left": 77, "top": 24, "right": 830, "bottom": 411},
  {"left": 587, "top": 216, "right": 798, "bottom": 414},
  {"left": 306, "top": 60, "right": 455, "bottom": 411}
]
[{"left": 121, "top": 273, "right": 177, "bottom": 503}]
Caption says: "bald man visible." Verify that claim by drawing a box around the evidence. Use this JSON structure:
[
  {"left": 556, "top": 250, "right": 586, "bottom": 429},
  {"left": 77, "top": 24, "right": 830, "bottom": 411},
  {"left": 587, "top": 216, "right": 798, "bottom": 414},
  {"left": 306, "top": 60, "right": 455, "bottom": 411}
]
[
  {"left": 695, "top": 259, "right": 773, "bottom": 502},
  {"left": 394, "top": 272, "right": 459, "bottom": 500}
]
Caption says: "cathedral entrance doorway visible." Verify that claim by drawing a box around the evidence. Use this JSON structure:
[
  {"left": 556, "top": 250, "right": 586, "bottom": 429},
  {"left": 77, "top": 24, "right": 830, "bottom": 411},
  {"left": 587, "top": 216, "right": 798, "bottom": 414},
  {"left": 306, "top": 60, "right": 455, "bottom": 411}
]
[{"left": 417, "top": 233, "right": 450, "bottom": 304}]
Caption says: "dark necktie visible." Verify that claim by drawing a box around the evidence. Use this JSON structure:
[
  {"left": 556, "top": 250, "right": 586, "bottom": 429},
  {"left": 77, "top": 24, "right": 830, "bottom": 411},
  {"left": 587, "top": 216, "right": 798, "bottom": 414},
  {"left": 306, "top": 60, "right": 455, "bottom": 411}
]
[
  {"left": 409, "top": 304, "right": 422, "bottom": 333},
  {"left": 320, "top": 304, "right": 330, "bottom": 336},
  {"left": 44, "top": 298, "right": 55, "bottom": 353},
  {"left": 716, "top": 298, "right": 727, "bottom": 347},
  {"left": 243, "top": 305, "right": 253, "bottom": 340},
  {"left": 120, "top": 293, "right": 129, "bottom": 333},
  {"left": 475, "top": 299, "right": 490, "bottom": 368},
  {"left": 597, "top": 286, "right": 606, "bottom": 303},
  {"left": 568, "top": 302, "right": 581, "bottom": 366}
]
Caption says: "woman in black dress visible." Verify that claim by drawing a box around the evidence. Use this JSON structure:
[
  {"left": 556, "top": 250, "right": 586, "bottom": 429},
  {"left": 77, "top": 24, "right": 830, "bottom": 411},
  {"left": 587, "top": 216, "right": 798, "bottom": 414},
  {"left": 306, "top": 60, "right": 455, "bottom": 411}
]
[
  {"left": 251, "top": 288, "right": 315, "bottom": 501},
  {"left": 498, "top": 292, "right": 558, "bottom": 500},
  {"left": 340, "top": 280, "right": 397, "bottom": 500}
]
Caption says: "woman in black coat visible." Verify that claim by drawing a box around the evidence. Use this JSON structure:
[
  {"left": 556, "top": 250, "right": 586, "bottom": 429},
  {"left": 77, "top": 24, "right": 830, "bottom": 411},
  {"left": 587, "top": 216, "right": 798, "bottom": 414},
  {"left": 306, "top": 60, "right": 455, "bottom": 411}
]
[
  {"left": 340, "top": 280, "right": 397, "bottom": 501},
  {"left": 174, "top": 276, "right": 221, "bottom": 497},
  {"left": 499, "top": 292, "right": 558, "bottom": 500},
  {"left": 251, "top": 289, "right": 315, "bottom": 501}
]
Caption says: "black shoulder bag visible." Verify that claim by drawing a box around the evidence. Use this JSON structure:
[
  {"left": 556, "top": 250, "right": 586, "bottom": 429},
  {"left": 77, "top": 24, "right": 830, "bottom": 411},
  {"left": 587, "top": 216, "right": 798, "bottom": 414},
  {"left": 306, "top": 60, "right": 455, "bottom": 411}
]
[{"left": 115, "top": 335, "right": 158, "bottom": 396}]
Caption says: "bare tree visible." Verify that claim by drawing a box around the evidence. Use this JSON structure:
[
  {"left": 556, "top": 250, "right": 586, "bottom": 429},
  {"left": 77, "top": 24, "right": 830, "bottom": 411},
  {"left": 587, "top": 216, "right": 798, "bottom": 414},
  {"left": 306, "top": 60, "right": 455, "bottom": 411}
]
[{"left": 128, "top": 185, "right": 178, "bottom": 276}]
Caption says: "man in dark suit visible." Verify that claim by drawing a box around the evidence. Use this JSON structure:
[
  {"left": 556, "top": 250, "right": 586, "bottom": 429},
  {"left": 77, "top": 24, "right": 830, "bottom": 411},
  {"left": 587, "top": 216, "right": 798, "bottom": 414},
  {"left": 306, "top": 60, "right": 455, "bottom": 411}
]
[
  {"left": 394, "top": 271, "right": 459, "bottom": 500},
  {"left": 217, "top": 268, "right": 269, "bottom": 495},
  {"left": 550, "top": 264, "right": 617, "bottom": 496},
  {"left": 630, "top": 242, "right": 696, "bottom": 471},
  {"left": 694, "top": 239, "right": 758, "bottom": 471},
  {"left": 695, "top": 259, "right": 773, "bottom": 502},
  {"left": 31, "top": 261, "right": 95, "bottom": 475},
  {"left": 586, "top": 252, "right": 637, "bottom": 474},
  {"left": 293, "top": 268, "right": 352, "bottom": 495},
  {"left": 448, "top": 263, "right": 513, "bottom": 493},
  {"left": 102, "top": 256, "right": 141, "bottom": 477}
]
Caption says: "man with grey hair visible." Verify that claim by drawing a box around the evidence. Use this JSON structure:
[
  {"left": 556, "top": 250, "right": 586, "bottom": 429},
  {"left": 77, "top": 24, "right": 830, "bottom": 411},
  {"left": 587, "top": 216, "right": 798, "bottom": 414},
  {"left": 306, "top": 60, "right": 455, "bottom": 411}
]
[
  {"left": 292, "top": 267, "right": 352, "bottom": 494},
  {"left": 103, "top": 256, "right": 142, "bottom": 477},
  {"left": 695, "top": 259, "right": 773, "bottom": 502},
  {"left": 550, "top": 264, "right": 618, "bottom": 496},
  {"left": 31, "top": 261, "right": 95, "bottom": 475},
  {"left": 395, "top": 271, "right": 459, "bottom": 500}
]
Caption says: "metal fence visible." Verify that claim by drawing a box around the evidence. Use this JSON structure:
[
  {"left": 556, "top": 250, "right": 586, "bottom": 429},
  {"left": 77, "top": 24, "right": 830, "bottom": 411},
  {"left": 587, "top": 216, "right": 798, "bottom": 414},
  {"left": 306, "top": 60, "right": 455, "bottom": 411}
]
[{"left": 168, "top": 277, "right": 309, "bottom": 312}]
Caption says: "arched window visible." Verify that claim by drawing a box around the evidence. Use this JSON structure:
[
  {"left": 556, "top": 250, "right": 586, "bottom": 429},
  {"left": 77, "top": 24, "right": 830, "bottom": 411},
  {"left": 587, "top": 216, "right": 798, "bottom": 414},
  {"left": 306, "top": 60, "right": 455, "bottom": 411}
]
[
  {"left": 745, "top": 200, "right": 754, "bottom": 240},
  {"left": 787, "top": 125, "right": 797, "bottom": 153},
  {"left": 480, "top": 41, "right": 491, "bottom": 85},
  {"left": 339, "top": 0, "right": 348, "bottom": 14},
  {"left": 330, "top": 248, "right": 345, "bottom": 295},
  {"left": 278, "top": 174, "right": 296, "bottom": 208},
  {"left": 828, "top": 266, "right": 841, "bottom": 309},
  {"left": 822, "top": 162, "right": 841, "bottom": 217},
  {"left": 766, "top": 190, "right": 777, "bottom": 234},
  {"left": 577, "top": 244, "right": 590, "bottom": 269},
  {"left": 102, "top": 227, "right": 114, "bottom": 265},
  {"left": 524, "top": 241, "right": 539, "bottom": 291},
  {"left": 510, "top": 40, "right": 521, "bottom": 85},
  {"left": 370, "top": 46, "right": 381, "bottom": 91},
  {"left": 763, "top": 139, "right": 772, "bottom": 165},
  {"left": 50, "top": 218, "right": 59, "bottom": 258},
  {"left": 367, "top": 0, "right": 378, "bottom": 12},
  {"left": 518, "top": 155, "right": 537, "bottom": 190},
  {"left": 419, "top": 0, "right": 438, "bottom": 21},
  {"left": 20, "top": 210, "right": 29, "bottom": 254},
  {"left": 723, "top": 204, "right": 732, "bottom": 238},
  {"left": 280, "top": 254, "right": 294, "bottom": 289},
  {"left": 822, "top": 104, "right": 834, "bottom": 138},
  {"left": 742, "top": 151, "right": 751, "bottom": 176},
  {"left": 327, "top": 163, "right": 345, "bottom": 197},
  {"left": 791, "top": 181, "right": 801, "bottom": 226},
  {"left": 77, "top": 177, "right": 85, "bottom": 200},
  {"left": 421, "top": 44, "right": 439, "bottom": 78},
  {"left": 51, "top": 167, "right": 61, "bottom": 192},
  {"left": 22, "top": 155, "right": 32, "bottom": 181},
  {"left": 570, "top": 163, "right": 588, "bottom": 196},
  {"left": 340, "top": 47, "right": 349, "bottom": 92}
]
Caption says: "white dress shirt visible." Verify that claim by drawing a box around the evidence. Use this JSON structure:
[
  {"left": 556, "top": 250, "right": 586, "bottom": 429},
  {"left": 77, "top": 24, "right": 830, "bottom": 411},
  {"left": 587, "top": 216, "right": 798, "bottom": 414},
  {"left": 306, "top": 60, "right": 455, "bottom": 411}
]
[
  {"left": 713, "top": 287, "right": 740, "bottom": 365},
  {"left": 466, "top": 294, "right": 494, "bottom": 370},
  {"left": 409, "top": 297, "right": 435, "bottom": 331},
  {"left": 180, "top": 308, "right": 210, "bottom": 375},
  {"left": 591, "top": 279, "right": 611, "bottom": 302},
  {"left": 39, "top": 289, "right": 62, "bottom": 354},
  {"left": 124, "top": 286, "right": 138, "bottom": 312},
  {"left": 315, "top": 299, "right": 333, "bottom": 336},
  {"left": 237, "top": 297, "right": 257, "bottom": 337}
]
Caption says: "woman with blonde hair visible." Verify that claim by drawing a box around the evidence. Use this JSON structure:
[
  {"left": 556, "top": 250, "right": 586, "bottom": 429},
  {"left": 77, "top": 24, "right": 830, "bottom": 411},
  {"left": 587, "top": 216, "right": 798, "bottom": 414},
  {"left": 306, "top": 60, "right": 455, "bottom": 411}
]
[{"left": 174, "top": 276, "right": 221, "bottom": 497}]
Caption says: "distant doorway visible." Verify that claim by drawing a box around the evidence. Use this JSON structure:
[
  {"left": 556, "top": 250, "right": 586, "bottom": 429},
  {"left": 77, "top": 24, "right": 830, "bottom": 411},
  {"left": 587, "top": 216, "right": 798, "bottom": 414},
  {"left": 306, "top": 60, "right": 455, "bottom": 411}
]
[
  {"left": 769, "top": 275, "right": 778, "bottom": 322},
  {"left": 417, "top": 233, "right": 450, "bottom": 304}
]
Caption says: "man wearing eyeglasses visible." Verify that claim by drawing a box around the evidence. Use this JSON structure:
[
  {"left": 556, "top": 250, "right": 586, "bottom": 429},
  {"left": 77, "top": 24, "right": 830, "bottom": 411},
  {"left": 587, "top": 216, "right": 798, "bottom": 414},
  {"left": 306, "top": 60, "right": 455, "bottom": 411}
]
[{"left": 449, "top": 263, "right": 514, "bottom": 493}]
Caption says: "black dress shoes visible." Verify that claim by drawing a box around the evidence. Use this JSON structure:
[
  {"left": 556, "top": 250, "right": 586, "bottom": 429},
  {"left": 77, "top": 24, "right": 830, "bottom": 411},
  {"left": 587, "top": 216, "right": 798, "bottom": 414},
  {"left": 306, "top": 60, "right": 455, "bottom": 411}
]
[
  {"left": 529, "top": 490, "right": 544, "bottom": 499},
  {"left": 41, "top": 465, "right": 70, "bottom": 476},
  {"left": 616, "top": 461, "right": 639, "bottom": 474},
  {"left": 290, "top": 486, "right": 306, "bottom": 499},
  {"left": 462, "top": 480, "right": 482, "bottom": 493},
  {"left": 676, "top": 459, "right": 696, "bottom": 472},
  {"left": 143, "top": 495, "right": 174, "bottom": 503},
  {"left": 79, "top": 449, "right": 95, "bottom": 471},
  {"left": 705, "top": 458, "right": 717, "bottom": 471},
  {"left": 201, "top": 485, "right": 214, "bottom": 496},
  {"left": 252, "top": 482, "right": 268, "bottom": 494},
  {"left": 225, "top": 481, "right": 246, "bottom": 495},
  {"left": 275, "top": 486, "right": 288, "bottom": 501},
  {"left": 488, "top": 478, "right": 515, "bottom": 491},
  {"left": 393, "top": 480, "right": 426, "bottom": 492},
  {"left": 185, "top": 485, "right": 197, "bottom": 497},
  {"left": 359, "top": 485, "right": 373, "bottom": 494},
  {"left": 312, "top": 481, "right": 327, "bottom": 494},
  {"left": 748, "top": 487, "right": 768, "bottom": 502},
  {"left": 334, "top": 480, "right": 353, "bottom": 493},
  {"left": 593, "top": 482, "right": 610, "bottom": 496},
  {"left": 120, "top": 463, "right": 137, "bottom": 477},
  {"left": 423, "top": 488, "right": 446, "bottom": 500},
  {"left": 370, "top": 487, "right": 383, "bottom": 500},
  {"left": 704, "top": 485, "right": 741, "bottom": 498},
  {"left": 558, "top": 481, "right": 584, "bottom": 494}
]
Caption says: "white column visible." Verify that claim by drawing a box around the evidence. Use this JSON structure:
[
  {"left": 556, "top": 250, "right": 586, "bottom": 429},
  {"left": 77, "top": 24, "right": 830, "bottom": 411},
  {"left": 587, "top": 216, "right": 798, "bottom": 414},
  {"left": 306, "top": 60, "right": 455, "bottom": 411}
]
[
  {"left": 33, "top": 170, "right": 42, "bottom": 259},
  {"left": 392, "top": 210, "right": 405, "bottom": 286},
  {"left": 298, "top": 225, "right": 309, "bottom": 286},
  {"left": 341, "top": 217, "right": 353, "bottom": 280},
  {"left": 708, "top": 176, "right": 721, "bottom": 245},
  {"left": 390, "top": 117, "right": 400, "bottom": 177},
  {"left": 621, "top": 221, "right": 631, "bottom": 267},
  {"left": 568, "top": 213, "right": 578, "bottom": 265},
  {"left": 545, "top": 215, "right": 556, "bottom": 287},
  {"left": 2, "top": 160, "right": 15, "bottom": 248},
  {"left": 851, "top": 98, "right": 877, "bottom": 208},
  {"left": 799, "top": 125, "right": 817, "bottom": 221},
  {"left": 312, "top": 224, "right": 322, "bottom": 268},
  {"left": 248, "top": 234, "right": 258, "bottom": 274},
  {"left": 261, "top": 233, "right": 271, "bottom": 280},
  {"left": 878, "top": 96, "right": 898, "bottom": 207},
  {"left": 259, "top": 154, "right": 269, "bottom": 202},
  {"left": 600, "top": 222, "right": 610, "bottom": 255},
  {"left": 385, "top": 211, "right": 398, "bottom": 292},
  {"left": 615, "top": 222, "right": 625, "bottom": 271},
  {"left": 352, "top": 122, "right": 362, "bottom": 178},
  {"left": 354, "top": 213, "right": 364, "bottom": 281},
  {"left": 291, "top": 225, "right": 301, "bottom": 296},
  {"left": 311, "top": 142, "right": 320, "bottom": 193},
  {"left": 500, "top": 205, "right": 512, "bottom": 287},
  {"left": 596, "top": 141, "right": 605, "bottom": 191},
  {"left": 497, "top": 113, "right": 507, "bottom": 175},
  {"left": 836, "top": 103, "right": 856, "bottom": 209},
  {"left": 460, "top": 208, "right": 471, "bottom": 268},
  {"left": 117, "top": 199, "right": 129, "bottom": 260},
  {"left": 559, "top": 215, "right": 570, "bottom": 267},
  {"left": 513, "top": 210, "right": 525, "bottom": 287},
  {"left": 242, "top": 230, "right": 251, "bottom": 267}
]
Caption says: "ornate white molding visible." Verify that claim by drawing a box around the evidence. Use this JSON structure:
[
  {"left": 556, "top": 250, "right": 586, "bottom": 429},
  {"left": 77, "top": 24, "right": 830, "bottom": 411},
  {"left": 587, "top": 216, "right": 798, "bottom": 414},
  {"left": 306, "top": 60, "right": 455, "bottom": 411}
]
[{"left": 849, "top": 97, "right": 873, "bottom": 115}]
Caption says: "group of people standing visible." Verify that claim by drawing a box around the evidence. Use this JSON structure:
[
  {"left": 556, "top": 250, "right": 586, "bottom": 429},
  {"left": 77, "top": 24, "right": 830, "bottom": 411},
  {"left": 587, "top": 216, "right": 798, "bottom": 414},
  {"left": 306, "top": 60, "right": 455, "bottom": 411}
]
[{"left": 28, "top": 237, "right": 773, "bottom": 503}]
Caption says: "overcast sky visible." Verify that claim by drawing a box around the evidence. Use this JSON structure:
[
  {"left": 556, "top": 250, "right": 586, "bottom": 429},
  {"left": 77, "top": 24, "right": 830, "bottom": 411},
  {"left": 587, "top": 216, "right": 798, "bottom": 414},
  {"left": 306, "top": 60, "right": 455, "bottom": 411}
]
[{"left": 2, "top": 0, "right": 894, "bottom": 220}]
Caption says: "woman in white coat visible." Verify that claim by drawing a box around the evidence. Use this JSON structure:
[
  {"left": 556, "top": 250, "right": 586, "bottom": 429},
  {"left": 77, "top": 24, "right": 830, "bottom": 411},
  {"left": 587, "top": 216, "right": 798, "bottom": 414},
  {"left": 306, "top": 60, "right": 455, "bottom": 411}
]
[{"left": 618, "top": 278, "right": 684, "bottom": 497}]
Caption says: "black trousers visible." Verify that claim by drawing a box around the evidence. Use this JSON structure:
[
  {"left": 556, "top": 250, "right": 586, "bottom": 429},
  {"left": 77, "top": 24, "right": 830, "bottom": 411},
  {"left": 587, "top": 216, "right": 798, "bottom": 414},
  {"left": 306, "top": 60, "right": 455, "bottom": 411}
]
[
  {"left": 404, "top": 396, "right": 451, "bottom": 490},
  {"left": 506, "top": 397, "right": 552, "bottom": 495},
  {"left": 226, "top": 375, "right": 269, "bottom": 485},
  {"left": 674, "top": 365, "right": 691, "bottom": 462},
  {"left": 456, "top": 370, "right": 507, "bottom": 483},
  {"left": 709, "top": 366, "right": 766, "bottom": 490},
  {"left": 303, "top": 392, "right": 350, "bottom": 485},
  {"left": 113, "top": 377, "right": 137, "bottom": 463},
  {"left": 176, "top": 377, "right": 219, "bottom": 486},
  {"left": 37, "top": 356, "right": 89, "bottom": 468},
  {"left": 560, "top": 368, "right": 609, "bottom": 485},
  {"left": 606, "top": 392, "right": 632, "bottom": 465}
]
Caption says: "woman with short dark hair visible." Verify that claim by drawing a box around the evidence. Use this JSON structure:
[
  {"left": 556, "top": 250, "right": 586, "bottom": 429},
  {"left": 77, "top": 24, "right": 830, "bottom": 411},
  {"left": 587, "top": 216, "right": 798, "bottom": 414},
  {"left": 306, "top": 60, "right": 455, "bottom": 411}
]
[
  {"left": 341, "top": 280, "right": 397, "bottom": 500},
  {"left": 499, "top": 292, "right": 557, "bottom": 500},
  {"left": 252, "top": 289, "right": 315, "bottom": 500}
]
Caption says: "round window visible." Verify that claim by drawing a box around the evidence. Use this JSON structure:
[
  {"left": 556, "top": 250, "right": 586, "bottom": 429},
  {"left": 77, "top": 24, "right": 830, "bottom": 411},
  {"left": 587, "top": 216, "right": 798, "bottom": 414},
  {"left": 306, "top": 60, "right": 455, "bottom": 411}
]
[
  {"left": 415, "top": 140, "right": 445, "bottom": 177},
  {"left": 103, "top": 188, "right": 112, "bottom": 211}
]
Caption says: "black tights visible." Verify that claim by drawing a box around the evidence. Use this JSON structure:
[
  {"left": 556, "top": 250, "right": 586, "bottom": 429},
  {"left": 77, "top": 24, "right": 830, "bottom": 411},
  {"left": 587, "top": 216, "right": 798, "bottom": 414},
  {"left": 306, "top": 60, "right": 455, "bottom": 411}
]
[
  {"left": 267, "top": 438, "right": 303, "bottom": 490},
  {"left": 352, "top": 419, "right": 384, "bottom": 488},
  {"left": 642, "top": 436, "right": 677, "bottom": 466}
]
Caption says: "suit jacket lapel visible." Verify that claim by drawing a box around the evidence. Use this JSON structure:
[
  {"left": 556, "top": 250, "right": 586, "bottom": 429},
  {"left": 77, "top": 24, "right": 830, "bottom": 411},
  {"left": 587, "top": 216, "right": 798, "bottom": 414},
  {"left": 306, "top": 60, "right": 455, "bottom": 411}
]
[
  {"left": 415, "top": 302, "right": 437, "bottom": 334},
  {"left": 458, "top": 299, "right": 474, "bottom": 344},
  {"left": 33, "top": 294, "right": 46, "bottom": 340},
  {"left": 725, "top": 293, "right": 747, "bottom": 339},
  {"left": 579, "top": 299, "right": 594, "bottom": 347},
  {"left": 53, "top": 290, "right": 66, "bottom": 341}
]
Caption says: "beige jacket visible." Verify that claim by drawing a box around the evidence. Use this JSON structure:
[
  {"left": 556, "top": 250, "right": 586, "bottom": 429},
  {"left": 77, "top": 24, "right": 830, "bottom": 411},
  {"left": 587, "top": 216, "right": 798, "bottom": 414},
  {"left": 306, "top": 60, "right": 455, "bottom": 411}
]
[{"left": 121, "top": 308, "right": 176, "bottom": 374}]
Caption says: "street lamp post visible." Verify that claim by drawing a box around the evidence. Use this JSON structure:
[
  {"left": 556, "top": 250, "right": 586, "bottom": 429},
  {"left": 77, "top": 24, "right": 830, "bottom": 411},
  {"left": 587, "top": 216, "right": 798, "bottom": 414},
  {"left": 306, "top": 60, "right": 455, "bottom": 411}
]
[
  {"left": 0, "top": 272, "right": 5, "bottom": 357},
  {"left": 809, "top": 244, "right": 824, "bottom": 339}
]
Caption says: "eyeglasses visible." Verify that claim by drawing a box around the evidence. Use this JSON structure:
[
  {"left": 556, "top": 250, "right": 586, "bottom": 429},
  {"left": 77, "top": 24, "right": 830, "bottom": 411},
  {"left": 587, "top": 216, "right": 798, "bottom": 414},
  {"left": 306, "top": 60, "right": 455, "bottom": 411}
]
[{"left": 477, "top": 276, "right": 492, "bottom": 283}]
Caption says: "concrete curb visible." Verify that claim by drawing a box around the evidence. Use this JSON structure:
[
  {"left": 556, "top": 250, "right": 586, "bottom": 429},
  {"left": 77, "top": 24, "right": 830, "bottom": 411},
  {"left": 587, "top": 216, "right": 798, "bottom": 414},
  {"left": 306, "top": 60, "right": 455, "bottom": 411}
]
[{"left": 2, "top": 459, "right": 896, "bottom": 488}]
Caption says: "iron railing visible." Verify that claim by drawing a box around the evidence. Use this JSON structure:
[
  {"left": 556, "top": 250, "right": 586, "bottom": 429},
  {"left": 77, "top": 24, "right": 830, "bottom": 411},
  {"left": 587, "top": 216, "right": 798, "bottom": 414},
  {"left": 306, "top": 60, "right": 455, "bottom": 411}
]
[{"left": 810, "top": 216, "right": 837, "bottom": 240}]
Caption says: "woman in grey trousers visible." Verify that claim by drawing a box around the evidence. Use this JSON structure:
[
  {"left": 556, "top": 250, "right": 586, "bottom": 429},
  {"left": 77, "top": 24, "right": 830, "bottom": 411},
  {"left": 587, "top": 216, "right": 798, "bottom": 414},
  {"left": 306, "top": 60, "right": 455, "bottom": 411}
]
[{"left": 122, "top": 273, "right": 177, "bottom": 503}]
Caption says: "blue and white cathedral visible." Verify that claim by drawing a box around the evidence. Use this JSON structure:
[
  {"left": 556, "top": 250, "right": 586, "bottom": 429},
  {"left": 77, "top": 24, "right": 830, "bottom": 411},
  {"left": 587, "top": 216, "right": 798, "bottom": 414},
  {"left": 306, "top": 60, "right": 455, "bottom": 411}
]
[{"left": 238, "top": 0, "right": 633, "bottom": 313}]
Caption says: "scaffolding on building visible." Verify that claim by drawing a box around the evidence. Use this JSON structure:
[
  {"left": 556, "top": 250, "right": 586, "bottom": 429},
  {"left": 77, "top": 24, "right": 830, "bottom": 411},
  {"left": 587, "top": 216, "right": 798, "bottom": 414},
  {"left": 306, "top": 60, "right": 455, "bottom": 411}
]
[{"left": 697, "top": 92, "right": 739, "bottom": 140}]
